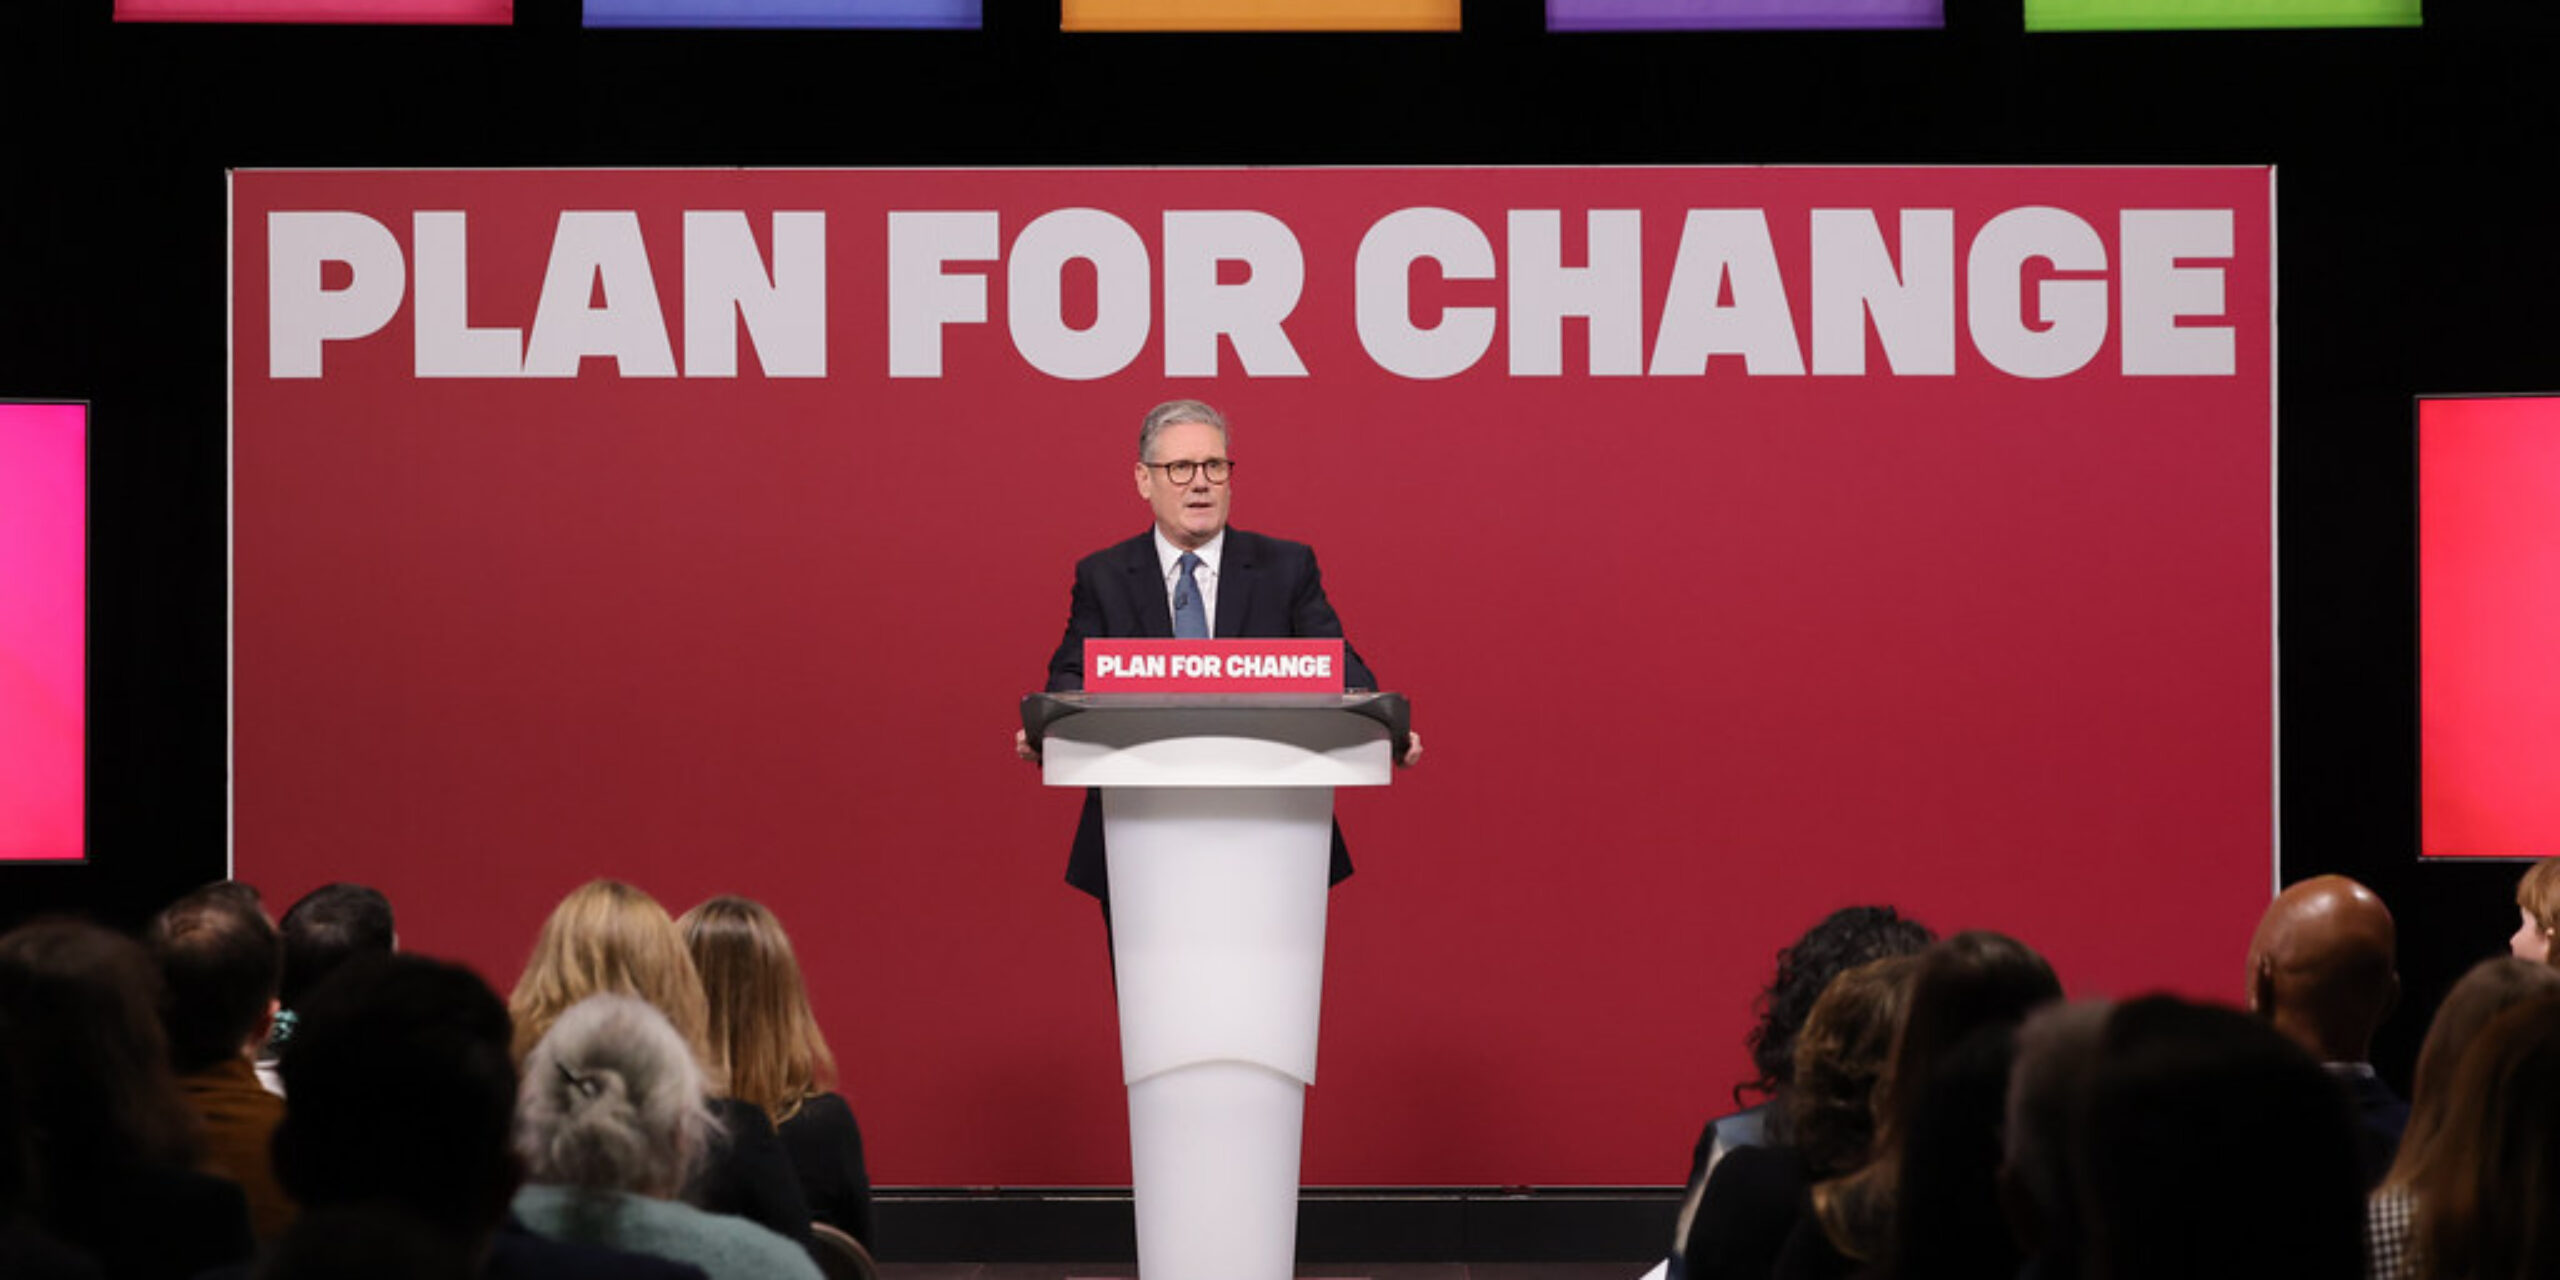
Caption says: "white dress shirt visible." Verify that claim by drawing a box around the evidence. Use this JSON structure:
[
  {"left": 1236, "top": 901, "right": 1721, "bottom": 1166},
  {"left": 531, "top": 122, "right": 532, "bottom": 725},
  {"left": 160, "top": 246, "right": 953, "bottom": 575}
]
[{"left": 1153, "top": 527, "right": 1223, "bottom": 636}]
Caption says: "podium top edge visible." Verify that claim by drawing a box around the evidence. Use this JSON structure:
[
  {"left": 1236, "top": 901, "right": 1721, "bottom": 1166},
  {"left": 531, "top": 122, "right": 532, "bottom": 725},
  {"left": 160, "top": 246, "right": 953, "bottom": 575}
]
[{"left": 1021, "top": 691, "right": 1410, "bottom": 750}]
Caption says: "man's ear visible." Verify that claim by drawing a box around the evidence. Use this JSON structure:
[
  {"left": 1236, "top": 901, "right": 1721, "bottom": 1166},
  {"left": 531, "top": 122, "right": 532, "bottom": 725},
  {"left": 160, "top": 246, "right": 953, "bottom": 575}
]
[
  {"left": 2247, "top": 956, "right": 2274, "bottom": 1017},
  {"left": 249, "top": 997, "right": 280, "bottom": 1053}
]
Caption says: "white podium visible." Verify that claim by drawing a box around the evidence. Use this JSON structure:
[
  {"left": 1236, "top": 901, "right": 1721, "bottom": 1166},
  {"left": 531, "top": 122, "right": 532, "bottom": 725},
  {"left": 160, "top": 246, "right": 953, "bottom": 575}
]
[{"left": 1026, "top": 691, "right": 1407, "bottom": 1280}]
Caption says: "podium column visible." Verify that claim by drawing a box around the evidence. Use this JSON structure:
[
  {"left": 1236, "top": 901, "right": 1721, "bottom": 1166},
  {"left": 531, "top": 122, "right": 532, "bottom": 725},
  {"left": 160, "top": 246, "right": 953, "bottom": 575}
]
[{"left": 1033, "top": 695, "right": 1401, "bottom": 1280}]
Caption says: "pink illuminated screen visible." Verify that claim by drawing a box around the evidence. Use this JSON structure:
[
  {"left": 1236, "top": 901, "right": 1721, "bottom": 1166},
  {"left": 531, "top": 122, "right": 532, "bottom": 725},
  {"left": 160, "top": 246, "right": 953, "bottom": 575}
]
[
  {"left": 115, "top": 0, "right": 510, "bottom": 22},
  {"left": 0, "top": 403, "right": 85, "bottom": 863},
  {"left": 2421, "top": 396, "right": 2560, "bottom": 858}
]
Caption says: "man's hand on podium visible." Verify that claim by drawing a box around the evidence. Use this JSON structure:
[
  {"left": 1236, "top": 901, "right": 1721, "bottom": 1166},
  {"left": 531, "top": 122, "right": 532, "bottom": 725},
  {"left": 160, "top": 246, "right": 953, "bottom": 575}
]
[
  {"left": 1399, "top": 730, "right": 1423, "bottom": 768},
  {"left": 1015, "top": 727, "right": 1040, "bottom": 764}
]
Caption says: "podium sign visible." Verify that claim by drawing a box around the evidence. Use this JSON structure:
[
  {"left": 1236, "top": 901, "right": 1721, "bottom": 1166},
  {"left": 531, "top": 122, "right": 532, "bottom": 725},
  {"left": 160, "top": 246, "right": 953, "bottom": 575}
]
[{"left": 1084, "top": 639, "right": 1347, "bottom": 693}]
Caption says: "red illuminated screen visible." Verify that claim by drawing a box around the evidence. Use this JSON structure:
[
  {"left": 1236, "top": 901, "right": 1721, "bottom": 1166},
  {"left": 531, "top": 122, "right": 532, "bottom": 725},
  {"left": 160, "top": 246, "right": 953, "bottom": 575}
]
[
  {"left": 0, "top": 402, "right": 86, "bottom": 863},
  {"left": 2421, "top": 396, "right": 2560, "bottom": 858},
  {"left": 230, "top": 167, "right": 2274, "bottom": 1186}
]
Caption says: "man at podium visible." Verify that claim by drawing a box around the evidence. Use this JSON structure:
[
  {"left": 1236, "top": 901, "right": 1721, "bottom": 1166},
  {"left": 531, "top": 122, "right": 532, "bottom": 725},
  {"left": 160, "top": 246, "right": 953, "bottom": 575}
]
[{"left": 1017, "top": 398, "right": 1419, "bottom": 903}]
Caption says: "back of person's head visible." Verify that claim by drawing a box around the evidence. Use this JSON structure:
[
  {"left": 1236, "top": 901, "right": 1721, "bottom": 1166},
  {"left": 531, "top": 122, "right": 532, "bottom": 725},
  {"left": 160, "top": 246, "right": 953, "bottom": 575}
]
[
  {"left": 2076, "top": 995, "right": 2363, "bottom": 1280},
  {"left": 0, "top": 920, "right": 200, "bottom": 1190},
  {"left": 254, "top": 1203, "right": 474, "bottom": 1280},
  {"left": 2000, "top": 999, "right": 2114, "bottom": 1276},
  {"left": 0, "top": 1008, "right": 44, "bottom": 1223},
  {"left": 2386, "top": 957, "right": 2560, "bottom": 1193},
  {"left": 678, "top": 895, "right": 837, "bottom": 1124},
  {"left": 148, "top": 882, "right": 283, "bottom": 1074},
  {"left": 1875, "top": 930, "right": 2061, "bottom": 1148},
  {"left": 1787, "top": 954, "right": 1920, "bottom": 1178},
  {"left": 2405, "top": 994, "right": 2560, "bottom": 1280},
  {"left": 1881, "top": 1023, "right": 2024, "bottom": 1280},
  {"left": 2516, "top": 859, "right": 2560, "bottom": 968},
  {"left": 277, "top": 883, "right": 395, "bottom": 1010},
  {"left": 510, "top": 880, "right": 714, "bottom": 1084},
  {"left": 1811, "top": 930, "right": 2057, "bottom": 1265},
  {"left": 271, "top": 953, "right": 521, "bottom": 1240},
  {"left": 1744, "top": 905, "right": 1935, "bottom": 1109},
  {"left": 2246, "top": 874, "right": 2399, "bottom": 1062},
  {"left": 516, "top": 993, "right": 717, "bottom": 1199}
]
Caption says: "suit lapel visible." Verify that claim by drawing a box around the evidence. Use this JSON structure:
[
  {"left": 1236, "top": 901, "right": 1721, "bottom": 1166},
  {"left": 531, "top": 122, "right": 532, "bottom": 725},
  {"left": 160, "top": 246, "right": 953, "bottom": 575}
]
[
  {"left": 1214, "top": 529, "right": 1253, "bottom": 638},
  {"left": 1123, "top": 535, "right": 1175, "bottom": 638}
]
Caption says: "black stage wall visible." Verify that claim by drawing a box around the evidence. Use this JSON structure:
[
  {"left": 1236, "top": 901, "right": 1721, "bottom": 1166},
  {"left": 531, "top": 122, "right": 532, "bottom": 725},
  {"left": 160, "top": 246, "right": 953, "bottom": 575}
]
[{"left": 1, "top": 0, "right": 2549, "bottom": 1251}]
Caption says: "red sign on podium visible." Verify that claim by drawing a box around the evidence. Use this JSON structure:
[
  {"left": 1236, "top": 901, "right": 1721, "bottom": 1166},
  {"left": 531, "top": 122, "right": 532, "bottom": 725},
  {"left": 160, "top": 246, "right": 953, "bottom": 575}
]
[{"left": 1084, "top": 640, "right": 1347, "bottom": 693}]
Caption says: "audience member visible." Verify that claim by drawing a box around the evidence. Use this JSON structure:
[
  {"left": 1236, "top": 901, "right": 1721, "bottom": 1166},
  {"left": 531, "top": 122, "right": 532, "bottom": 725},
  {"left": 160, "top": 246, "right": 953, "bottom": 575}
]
[
  {"left": 1777, "top": 929, "right": 2060, "bottom": 1280},
  {"left": 0, "top": 919, "right": 254, "bottom": 1280},
  {"left": 1675, "top": 954, "right": 1918, "bottom": 1280},
  {"left": 1784, "top": 957, "right": 1923, "bottom": 1190},
  {"left": 2399, "top": 994, "right": 2560, "bottom": 1280},
  {"left": 1692, "top": 906, "right": 1934, "bottom": 1182},
  {"left": 1997, "top": 999, "right": 2113, "bottom": 1280},
  {"left": 513, "top": 994, "right": 822, "bottom": 1280},
  {"left": 148, "top": 883, "right": 296, "bottom": 1241},
  {"left": 2511, "top": 858, "right": 2560, "bottom": 967},
  {"left": 511, "top": 880, "right": 812, "bottom": 1245},
  {"left": 2077, "top": 996, "right": 2371, "bottom": 1280},
  {"left": 253, "top": 1205, "right": 473, "bottom": 1280},
  {"left": 267, "top": 951, "right": 707, "bottom": 1280},
  {"left": 2246, "top": 874, "right": 2406, "bottom": 1185},
  {"left": 679, "top": 896, "right": 874, "bottom": 1248},
  {"left": 0, "top": 1027, "right": 104, "bottom": 1280},
  {"left": 1878, "top": 1022, "right": 2022, "bottom": 1279},
  {"left": 262, "top": 882, "right": 397, "bottom": 1092},
  {"left": 2366, "top": 958, "right": 2560, "bottom": 1280}
]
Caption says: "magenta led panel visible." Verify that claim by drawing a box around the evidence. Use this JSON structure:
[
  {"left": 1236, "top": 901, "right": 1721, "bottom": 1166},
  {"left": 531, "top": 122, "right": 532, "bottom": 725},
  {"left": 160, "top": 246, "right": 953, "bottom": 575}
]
[
  {"left": 0, "top": 403, "right": 85, "bottom": 863},
  {"left": 116, "top": 0, "right": 510, "bottom": 22},
  {"left": 1549, "top": 0, "right": 1942, "bottom": 29}
]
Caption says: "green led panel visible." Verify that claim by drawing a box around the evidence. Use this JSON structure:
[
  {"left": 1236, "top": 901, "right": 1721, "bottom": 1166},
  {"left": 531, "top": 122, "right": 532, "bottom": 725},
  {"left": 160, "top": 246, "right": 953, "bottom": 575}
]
[{"left": 2027, "top": 0, "right": 2418, "bottom": 30}]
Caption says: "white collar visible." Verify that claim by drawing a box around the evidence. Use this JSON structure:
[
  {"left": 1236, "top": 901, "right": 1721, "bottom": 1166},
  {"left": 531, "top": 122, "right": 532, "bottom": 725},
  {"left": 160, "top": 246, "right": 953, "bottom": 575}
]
[{"left": 1154, "top": 527, "right": 1225, "bottom": 577}]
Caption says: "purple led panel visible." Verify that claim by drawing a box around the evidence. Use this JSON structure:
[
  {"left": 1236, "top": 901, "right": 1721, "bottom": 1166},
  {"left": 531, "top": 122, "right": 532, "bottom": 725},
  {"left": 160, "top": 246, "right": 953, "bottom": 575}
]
[{"left": 584, "top": 0, "right": 978, "bottom": 26}]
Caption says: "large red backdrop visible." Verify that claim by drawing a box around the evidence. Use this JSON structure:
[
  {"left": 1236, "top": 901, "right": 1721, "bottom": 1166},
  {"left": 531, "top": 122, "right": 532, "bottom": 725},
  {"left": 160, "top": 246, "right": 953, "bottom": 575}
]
[{"left": 231, "top": 166, "right": 2273, "bottom": 1185}]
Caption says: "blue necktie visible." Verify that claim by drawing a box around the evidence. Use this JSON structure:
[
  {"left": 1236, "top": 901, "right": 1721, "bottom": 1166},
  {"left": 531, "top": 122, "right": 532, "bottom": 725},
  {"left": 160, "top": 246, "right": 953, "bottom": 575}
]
[{"left": 1173, "top": 552, "right": 1208, "bottom": 638}]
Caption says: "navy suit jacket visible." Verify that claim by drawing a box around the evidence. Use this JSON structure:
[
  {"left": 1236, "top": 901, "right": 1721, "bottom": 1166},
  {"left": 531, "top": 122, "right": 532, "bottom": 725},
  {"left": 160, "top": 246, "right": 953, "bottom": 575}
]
[
  {"left": 2335, "top": 1066, "right": 2410, "bottom": 1190},
  {"left": 1045, "top": 528, "right": 1376, "bottom": 898}
]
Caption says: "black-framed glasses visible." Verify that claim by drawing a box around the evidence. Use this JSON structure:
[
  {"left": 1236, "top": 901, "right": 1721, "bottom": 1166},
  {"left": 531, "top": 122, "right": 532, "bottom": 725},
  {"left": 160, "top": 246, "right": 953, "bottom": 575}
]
[{"left": 1143, "top": 457, "right": 1233, "bottom": 485}]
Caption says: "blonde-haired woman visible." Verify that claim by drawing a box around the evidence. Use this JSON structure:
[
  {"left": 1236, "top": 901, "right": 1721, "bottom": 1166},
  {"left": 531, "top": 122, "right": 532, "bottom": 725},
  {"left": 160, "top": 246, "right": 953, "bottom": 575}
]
[
  {"left": 511, "top": 880, "right": 811, "bottom": 1246},
  {"left": 681, "top": 895, "right": 873, "bottom": 1248}
]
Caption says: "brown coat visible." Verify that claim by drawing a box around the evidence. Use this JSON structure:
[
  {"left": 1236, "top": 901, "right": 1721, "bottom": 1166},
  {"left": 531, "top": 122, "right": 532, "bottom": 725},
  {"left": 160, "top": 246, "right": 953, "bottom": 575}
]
[{"left": 177, "top": 1056, "right": 297, "bottom": 1242}]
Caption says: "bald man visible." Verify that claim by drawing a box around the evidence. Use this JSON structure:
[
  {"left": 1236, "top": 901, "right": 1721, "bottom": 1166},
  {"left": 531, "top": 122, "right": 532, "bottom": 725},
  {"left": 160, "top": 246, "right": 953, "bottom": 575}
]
[{"left": 2245, "top": 874, "right": 2405, "bottom": 1188}]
